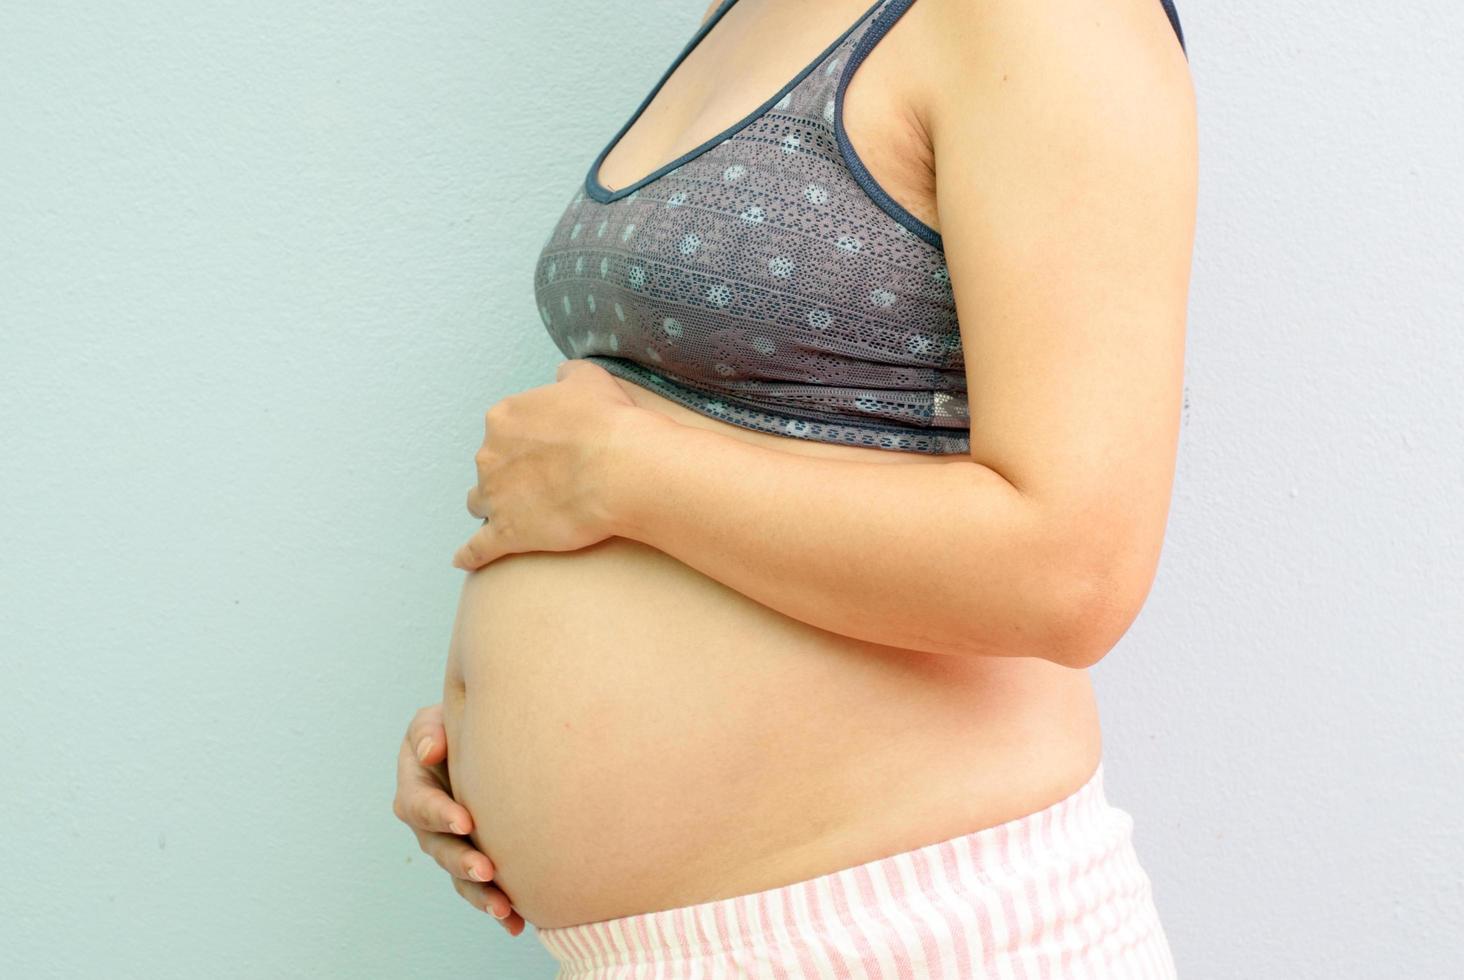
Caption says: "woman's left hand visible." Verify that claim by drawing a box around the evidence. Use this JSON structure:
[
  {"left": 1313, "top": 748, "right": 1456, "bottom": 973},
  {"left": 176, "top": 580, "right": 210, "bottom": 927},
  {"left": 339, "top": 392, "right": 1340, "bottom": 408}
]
[{"left": 452, "top": 359, "right": 644, "bottom": 571}]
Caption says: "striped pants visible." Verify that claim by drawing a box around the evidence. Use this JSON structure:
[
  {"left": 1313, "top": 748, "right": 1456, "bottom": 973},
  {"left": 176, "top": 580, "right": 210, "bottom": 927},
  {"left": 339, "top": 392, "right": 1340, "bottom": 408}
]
[{"left": 535, "top": 762, "right": 1177, "bottom": 978}]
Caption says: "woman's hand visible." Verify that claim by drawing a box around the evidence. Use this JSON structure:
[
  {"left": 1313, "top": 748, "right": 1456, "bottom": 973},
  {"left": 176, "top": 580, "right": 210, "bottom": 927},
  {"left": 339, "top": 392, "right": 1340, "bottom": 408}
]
[
  {"left": 393, "top": 703, "right": 526, "bottom": 936},
  {"left": 452, "top": 359, "right": 648, "bottom": 572}
]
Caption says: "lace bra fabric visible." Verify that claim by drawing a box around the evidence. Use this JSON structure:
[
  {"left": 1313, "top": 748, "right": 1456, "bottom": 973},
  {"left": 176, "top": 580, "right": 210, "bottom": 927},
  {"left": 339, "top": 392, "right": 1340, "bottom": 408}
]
[
  {"left": 531, "top": 0, "right": 968, "bottom": 455},
  {"left": 530, "top": 0, "right": 1185, "bottom": 455}
]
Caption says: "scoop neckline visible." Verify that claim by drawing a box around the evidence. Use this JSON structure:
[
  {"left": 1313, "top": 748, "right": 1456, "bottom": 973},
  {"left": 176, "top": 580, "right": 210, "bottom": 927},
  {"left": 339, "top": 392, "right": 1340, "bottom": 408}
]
[{"left": 584, "top": 0, "right": 889, "bottom": 204}]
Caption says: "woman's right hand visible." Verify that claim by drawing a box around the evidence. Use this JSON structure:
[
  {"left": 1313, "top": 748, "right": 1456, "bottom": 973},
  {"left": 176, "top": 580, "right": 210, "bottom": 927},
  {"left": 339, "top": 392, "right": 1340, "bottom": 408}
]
[{"left": 394, "top": 703, "right": 526, "bottom": 936}]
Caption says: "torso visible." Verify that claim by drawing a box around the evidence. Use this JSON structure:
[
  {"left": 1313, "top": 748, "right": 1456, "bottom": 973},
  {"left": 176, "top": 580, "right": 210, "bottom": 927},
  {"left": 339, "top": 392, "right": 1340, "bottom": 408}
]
[{"left": 441, "top": 0, "right": 1102, "bottom": 929}]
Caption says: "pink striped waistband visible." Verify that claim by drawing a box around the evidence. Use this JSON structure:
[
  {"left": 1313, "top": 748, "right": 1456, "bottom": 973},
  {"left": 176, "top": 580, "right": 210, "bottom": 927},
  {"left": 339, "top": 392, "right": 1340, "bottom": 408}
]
[{"left": 535, "top": 761, "right": 1125, "bottom": 975}]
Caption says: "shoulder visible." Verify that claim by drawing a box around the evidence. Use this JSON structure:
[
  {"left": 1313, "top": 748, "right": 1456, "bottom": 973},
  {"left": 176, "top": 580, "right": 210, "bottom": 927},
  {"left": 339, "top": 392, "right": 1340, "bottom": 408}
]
[
  {"left": 909, "top": 0, "right": 1194, "bottom": 158},
  {"left": 915, "top": 0, "right": 1189, "bottom": 70}
]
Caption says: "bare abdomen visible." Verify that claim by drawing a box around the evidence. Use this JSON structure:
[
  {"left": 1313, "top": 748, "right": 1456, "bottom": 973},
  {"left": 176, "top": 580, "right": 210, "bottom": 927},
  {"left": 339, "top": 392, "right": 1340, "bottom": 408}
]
[{"left": 440, "top": 531, "right": 1101, "bottom": 929}]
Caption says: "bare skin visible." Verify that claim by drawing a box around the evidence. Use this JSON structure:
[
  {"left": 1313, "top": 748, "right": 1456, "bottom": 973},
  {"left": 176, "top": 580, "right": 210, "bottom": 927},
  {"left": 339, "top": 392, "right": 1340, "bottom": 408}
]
[
  {"left": 394, "top": 704, "right": 526, "bottom": 935},
  {"left": 394, "top": 0, "right": 1196, "bottom": 930}
]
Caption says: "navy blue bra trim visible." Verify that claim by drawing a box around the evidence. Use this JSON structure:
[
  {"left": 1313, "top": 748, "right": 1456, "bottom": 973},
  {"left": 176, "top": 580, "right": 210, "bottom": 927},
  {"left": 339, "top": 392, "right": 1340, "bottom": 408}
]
[
  {"left": 833, "top": 0, "right": 943, "bottom": 251},
  {"left": 1159, "top": 0, "right": 1187, "bottom": 57},
  {"left": 584, "top": 0, "right": 888, "bottom": 205},
  {"left": 583, "top": 355, "right": 967, "bottom": 439},
  {"left": 586, "top": 0, "right": 1186, "bottom": 230}
]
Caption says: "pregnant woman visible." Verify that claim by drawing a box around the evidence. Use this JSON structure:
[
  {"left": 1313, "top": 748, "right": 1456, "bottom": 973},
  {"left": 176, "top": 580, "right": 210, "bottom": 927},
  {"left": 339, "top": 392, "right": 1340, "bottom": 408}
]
[{"left": 393, "top": 0, "right": 1195, "bottom": 975}]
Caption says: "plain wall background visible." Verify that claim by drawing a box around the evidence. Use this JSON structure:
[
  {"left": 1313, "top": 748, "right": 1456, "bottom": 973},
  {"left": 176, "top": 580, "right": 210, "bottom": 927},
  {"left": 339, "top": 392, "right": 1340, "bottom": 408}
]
[{"left": 2, "top": 1, "right": 1460, "bottom": 976}]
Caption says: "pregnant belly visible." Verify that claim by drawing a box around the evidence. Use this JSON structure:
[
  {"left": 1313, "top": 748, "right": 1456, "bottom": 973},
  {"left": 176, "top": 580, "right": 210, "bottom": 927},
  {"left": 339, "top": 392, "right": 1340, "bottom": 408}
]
[{"left": 440, "top": 534, "right": 1101, "bottom": 930}]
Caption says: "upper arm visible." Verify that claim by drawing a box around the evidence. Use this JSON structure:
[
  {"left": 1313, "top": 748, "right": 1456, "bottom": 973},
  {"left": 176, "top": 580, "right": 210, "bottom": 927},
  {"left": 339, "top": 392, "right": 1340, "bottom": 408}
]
[{"left": 922, "top": 0, "right": 1198, "bottom": 637}]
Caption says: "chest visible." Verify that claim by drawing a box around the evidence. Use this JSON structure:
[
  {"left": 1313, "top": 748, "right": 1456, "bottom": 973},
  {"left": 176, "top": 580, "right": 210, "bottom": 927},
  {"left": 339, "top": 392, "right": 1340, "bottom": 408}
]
[
  {"left": 531, "top": 0, "right": 968, "bottom": 456},
  {"left": 594, "top": 1, "right": 937, "bottom": 231}
]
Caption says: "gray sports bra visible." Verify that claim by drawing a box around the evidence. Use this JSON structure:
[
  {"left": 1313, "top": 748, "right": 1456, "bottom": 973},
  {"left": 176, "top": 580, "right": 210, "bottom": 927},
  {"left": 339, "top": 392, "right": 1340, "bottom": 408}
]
[{"left": 535, "top": 0, "right": 1186, "bottom": 455}]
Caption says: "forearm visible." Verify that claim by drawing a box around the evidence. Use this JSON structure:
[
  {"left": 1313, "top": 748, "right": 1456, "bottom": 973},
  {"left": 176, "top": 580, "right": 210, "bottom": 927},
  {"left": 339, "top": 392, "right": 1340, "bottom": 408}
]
[{"left": 601, "top": 411, "right": 1100, "bottom": 664}]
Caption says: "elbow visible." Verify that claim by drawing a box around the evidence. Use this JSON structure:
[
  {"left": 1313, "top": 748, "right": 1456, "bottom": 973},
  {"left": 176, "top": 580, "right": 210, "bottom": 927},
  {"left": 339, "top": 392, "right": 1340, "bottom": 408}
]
[
  {"left": 1043, "top": 556, "right": 1153, "bottom": 671},
  {"left": 1005, "top": 485, "right": 1166, "bottom": 669}
]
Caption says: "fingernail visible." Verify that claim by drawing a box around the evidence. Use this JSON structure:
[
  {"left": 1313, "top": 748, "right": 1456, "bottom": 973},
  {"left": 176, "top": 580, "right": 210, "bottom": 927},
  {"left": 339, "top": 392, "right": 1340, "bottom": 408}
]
[
  {"left": 415, "top": 737, "right": 433, "bottom": 762},
  {"left": 491, "top": 904, "right": 510, "bottom": 920},
  {"left": 449, "top": 820, "right": 467, "bottom": 835},
  {"left": 468, "top": 867, "right": 486, "bottom": 882}
]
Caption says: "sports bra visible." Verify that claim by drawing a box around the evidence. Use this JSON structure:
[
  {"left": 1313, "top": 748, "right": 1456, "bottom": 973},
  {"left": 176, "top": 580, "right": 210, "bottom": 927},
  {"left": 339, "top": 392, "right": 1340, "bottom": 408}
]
[{"left": 534, "top": 0, "right": 1186, "bottom": 455}]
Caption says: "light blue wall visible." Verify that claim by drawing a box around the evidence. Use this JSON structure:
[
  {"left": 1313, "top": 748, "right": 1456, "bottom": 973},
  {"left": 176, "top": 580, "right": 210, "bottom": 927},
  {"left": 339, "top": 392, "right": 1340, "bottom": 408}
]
[{"left": 2, "top": 1, "right": 1460, "bottom": 977}]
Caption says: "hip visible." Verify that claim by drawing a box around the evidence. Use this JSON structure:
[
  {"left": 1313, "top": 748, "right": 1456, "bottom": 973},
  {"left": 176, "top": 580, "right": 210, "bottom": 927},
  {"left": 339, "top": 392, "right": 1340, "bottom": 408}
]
[{"left": 537, "top": 760, "right": 1177, "bottom": 979}]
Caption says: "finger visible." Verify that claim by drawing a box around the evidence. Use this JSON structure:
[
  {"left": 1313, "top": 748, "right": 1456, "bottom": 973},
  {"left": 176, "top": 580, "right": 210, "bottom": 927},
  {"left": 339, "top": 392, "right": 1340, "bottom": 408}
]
[
  {"left": 500, "top": 909, "right": 527, "bottom": 937},
  {"left": 452, "top": 523, "right": 508, "bottom": 572},
  {"left": 409, "top": 702, "right": 445, "bottom": 727},
  {"left": 405, "top": 706, "right": 448, "bottom": 767},
  {"left": 396, "top": 727, "right": 448, "bottom": 795},
  {"left": 451, "top": 875, "right": 515, "bottom": 921},
  {"left": 495, "top": 912, "right": 527, "bottom": 937},
  {"left": 465, "top": 484, "right": 490, "bottom": 521},
  {"left": 395, "top": 738, "right": 474, "bottom": 835},
  {"left": 415, "top": 827, "right": 496, "bottom": 883}
]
